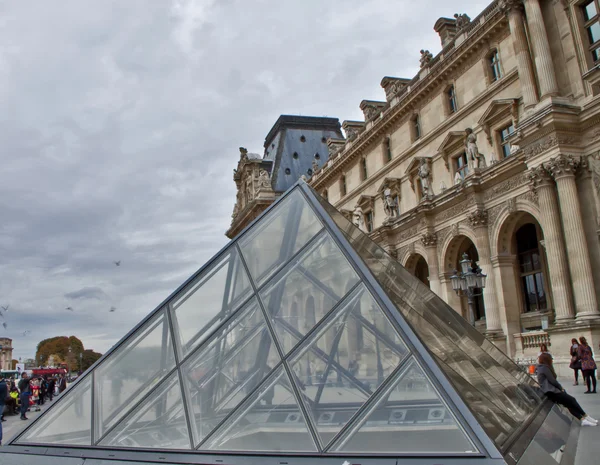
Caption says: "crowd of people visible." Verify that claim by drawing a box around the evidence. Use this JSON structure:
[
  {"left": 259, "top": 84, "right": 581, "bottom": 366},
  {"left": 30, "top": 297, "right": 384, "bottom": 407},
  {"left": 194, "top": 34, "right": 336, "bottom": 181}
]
[
  {"left": 536, "top": 337, "right": 599, "bottom": 427},
  {"left": 0, "top": 373, "right": 68, "bottom": 445}
]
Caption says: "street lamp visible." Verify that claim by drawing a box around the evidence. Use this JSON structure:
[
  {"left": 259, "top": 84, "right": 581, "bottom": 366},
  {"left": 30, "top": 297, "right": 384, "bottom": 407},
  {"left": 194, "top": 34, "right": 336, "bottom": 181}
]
[{"left": 450, "top": 252, "right": 487, "bottom": 326}]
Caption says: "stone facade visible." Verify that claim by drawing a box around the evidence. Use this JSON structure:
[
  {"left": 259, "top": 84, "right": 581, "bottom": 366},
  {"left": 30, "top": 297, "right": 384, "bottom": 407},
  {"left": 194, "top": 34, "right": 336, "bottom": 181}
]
[
  {"left": 0, "top": 338, "right": 13, "bottom": 370},
  {"left": 229, "top": 1, "right": 600, "bottom": 376}
]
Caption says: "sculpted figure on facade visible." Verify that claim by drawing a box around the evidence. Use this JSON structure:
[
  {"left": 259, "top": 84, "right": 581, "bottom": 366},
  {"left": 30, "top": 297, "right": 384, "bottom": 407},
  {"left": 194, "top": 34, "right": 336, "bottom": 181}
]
[
  {"left": 352, "top": 205, "right": 366, "bottom": 231},
  {"left": 454, "top": 171, "right": 463, "bottom": 185},
  {"left": 418, "top": 158, "right": 433, "bottom": 198},
  {"left": 419, "top": 49, "right": 433, "bottom": 68},
  {"left": 454, "top": 13, "right": 471, "bottom": 29},
  {"left": 383, "top": 188, "right": 399, "bottom": 219},
  {"left": 312, "top": 159, "right": 319, "bottom": 173},
  {"left": 257, "top": 169, "right": 271, "bottom": 189},
  {"left": 239, "top": 147, "right": 248, "bottom": 160},
  {"left": 465, "top": 128, "right": 486, "bottom": 170}
]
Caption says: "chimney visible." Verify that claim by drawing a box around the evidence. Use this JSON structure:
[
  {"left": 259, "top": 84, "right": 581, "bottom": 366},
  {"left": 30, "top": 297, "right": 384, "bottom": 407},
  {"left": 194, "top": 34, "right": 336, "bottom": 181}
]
[{"left": 434, "top": 17, "right": 458, "bottom": 48}]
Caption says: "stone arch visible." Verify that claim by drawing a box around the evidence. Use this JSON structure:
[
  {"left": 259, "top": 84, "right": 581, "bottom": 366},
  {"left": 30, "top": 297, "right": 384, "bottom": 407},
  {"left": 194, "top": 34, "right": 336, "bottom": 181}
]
[
  {"left": 439, "top": 224, "right": 478, "bottom": 274},
  {"left": 490, "top": 201, "right": 544, "bottom": 257},
  {"left": 404, "top": 253, "right": 430, "bottom": 287},
  {"left": 399, "top": 241, "right": 428, "bottom": 268}
]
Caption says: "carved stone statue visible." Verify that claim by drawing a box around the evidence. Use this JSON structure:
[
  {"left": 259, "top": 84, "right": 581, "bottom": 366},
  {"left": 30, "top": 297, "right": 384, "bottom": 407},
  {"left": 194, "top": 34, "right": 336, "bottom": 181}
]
[
  {"left": 419, "top": 50, "right": 433, "bottom": 68},
  {"left": 418, "top": 158, "right": 433, "bottom": 198},
  {"left": 239, "top": 147, "right": 248, "bottom": 160},
  {"left": 454, "top": 13, "right": 471, "bottom": 29},
  {"left": 440, "top": 181, "right": 447, "bottom": 192},
  {"left": 383, "top": 188, "right": 399, "bottom": 218},
  {"left": 352, "top": 205, "right": 366, "bottom": 231},
  {"left": 258, "top": 169, "right": 270, "bottom": 189},
  {"left": 510, "top": 144, "right": 520, "bottom": 155},
  {"left": 232, "top": 202, "right": 239, "bottom": 219},
  {"left": 454, "top": 171, "right": 463, "bottom": 185},
  {"left": 312, "top": 159, "right": 319, "bottom": 172},
  {"left": 464, "top": 128, "right": 486, "bottom": 170}
]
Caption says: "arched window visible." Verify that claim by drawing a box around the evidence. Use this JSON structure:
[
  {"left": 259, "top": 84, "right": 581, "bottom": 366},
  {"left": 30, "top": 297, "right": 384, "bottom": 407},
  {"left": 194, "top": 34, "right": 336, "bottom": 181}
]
[
  {"left": 489, "top": 49, "right": 502, "bottom": 82},
  {"left": 516, "top": 224, "right": 547, "bottom": 313}
]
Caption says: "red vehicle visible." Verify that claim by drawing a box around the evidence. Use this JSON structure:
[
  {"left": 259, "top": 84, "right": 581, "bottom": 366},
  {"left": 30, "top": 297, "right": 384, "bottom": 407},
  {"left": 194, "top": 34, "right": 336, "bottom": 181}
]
[{"left": 31, "top": 368, "right": 67, "bottom": 377}]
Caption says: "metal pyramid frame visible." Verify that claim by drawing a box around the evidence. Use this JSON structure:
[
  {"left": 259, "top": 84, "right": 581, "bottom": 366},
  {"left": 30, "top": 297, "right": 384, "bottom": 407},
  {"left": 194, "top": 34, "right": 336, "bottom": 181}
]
[{"left": 2, "top": 181, "right": 573, "bottom": 465}]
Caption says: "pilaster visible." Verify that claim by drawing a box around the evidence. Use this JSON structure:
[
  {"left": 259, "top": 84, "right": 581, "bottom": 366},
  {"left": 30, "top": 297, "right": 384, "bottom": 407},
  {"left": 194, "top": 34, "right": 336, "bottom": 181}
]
[
  {"left": 421, "top": 233, "right": 441, "bottom": 296},
  {"left": 546, "top": 155, "right": 600, "bottom": 320},
  {"left": 491, "top": 254, "right": 521, "bottom": 358},
  {"left": 528, "top": 165, "right": 575, "bottom": 323}
]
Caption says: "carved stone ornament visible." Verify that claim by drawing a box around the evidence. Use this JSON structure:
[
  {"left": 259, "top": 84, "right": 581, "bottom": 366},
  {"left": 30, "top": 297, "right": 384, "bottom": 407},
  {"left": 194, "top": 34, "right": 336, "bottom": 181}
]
[
  {"left": 382, "top": 187, "right": 400, "bottom": 219},
  {"left": 239, "top": 147, "right": 248, "bottom": 160},
  {"left": 498, "top": 0, "right": 524, "bottom": 13},
  {"left": 451, "top": 223, "right": 459, "bottom": 237},
  {"left": 408, "top": 242, "right": 416, "bottom": 255},
  {"left": 312, "top": 159, "right": 319, "bottom": 173},
  {"left": 345, "top": 127, "right": 359, "bottom": 140},
  {"left": 418, "top": 158, "right": 433, "bottom": 199},
  {"left": 506, "top": 197, "right": 517, "bottom": 214},
  {"left": 545, "top": 155, "right": 580, "bottom": 180},
  {"left": 421, "top": 233, "right": 438, "bottom": 247},
  {"left": 467, "top": 209, "right": 488, "bottom": 228},
  {"left": 454, "top": 13, "right": 471, "bottom": 30},
  {"left": 527, "top": 165, "right": 553, "bottom": 192},
  {"left": 420, "top": 49, "right": 433, "bottom": 68},
  {"left": 257, "top": 169, "right": 271, "bottom": 189},
  {"left": 362, "top": 104, "right": 380, "bottom": 121},
  {"left": 352, "top": 205, "right": 366, "bottom": 232}
]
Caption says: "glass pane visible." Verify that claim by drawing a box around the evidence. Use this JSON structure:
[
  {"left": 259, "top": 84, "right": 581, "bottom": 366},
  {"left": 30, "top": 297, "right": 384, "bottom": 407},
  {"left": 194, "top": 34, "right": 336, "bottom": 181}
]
[
  {"left": 585, "top": 2, "right": 598, "bottom": 21},
  {"left": 331, "top": 359, "right": 477, "bottom": 453},
  {"left": 16, "top": 376, "right": 92, "bottom": 445},
  {"left": 588, "top": 21, "right": 600, "bottom": 44},
  {"left": 519, "top": 405, "right": 571, "bottom": 464},
  {"left": 171, "top": 246, "right": 252, "bottom": 358},
  {"left": 239, "top": 189, "right": 323, "bottom": 286},
  {"left": 308, "top": 186, "right": 544, "bottom": 449},
  {"left": 289, "top": 284, "right": 409, "bottom": 446},
  {"left": 94, "top": 309, "right": 176, "bottom": 440},
  {"left": 99, "top": 373, "right": 191, "bottom": 450},
  {"left": 200, "top": 366, "right": 317, "bottom": 452},
  {"left": 259, "top": 230, "right": 360, "bottom": 355},
  {"left": 181, "top": 298, "right": 281, "bottom": 447}
]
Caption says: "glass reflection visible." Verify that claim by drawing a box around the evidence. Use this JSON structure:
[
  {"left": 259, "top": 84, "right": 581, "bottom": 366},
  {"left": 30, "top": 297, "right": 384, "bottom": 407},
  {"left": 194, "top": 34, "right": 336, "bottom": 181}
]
[
  {"left": 99, "top": 373, "right": 191, "bottom": 450},
  {"left": 94, "top": 309, "right": 175, "bottom": 440},
  {"left": 171, "top": 246, "right": 252, "bottom": 358},
  {"left": 181, "top": 298, "right": 280, "bottom": 446},
  {"left": 239, "top": 189, "right": 323, "bottom": 286},
  {"left": 200, "top": 366, "right": 317, "bottom": 452},
  {"left": 260, "top": 230, "right": 360, "bottom": 355},
  {"left": 331, "top": 359, "right": 477, "bottom": 453},
  {"left": 288, "top": 284, "right": 409, "bottom": 446}
]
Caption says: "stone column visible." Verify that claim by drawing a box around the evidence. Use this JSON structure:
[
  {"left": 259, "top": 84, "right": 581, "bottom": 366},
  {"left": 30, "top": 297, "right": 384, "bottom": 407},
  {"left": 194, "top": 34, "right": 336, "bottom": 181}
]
[
  {"left": 467, "top": 209, "right": 503, "bottom": 334},
  {"left": 421, "top": 233, "right": 441, "bottom": 296},
  {"left": 528, "top": 166, "right": 575, "bottom": 322},
  {"left": 501, "top": 0, "right": 538, "bottom": 108},
  {"left": 546, "top": 155, "right": 600, "bottom": 320},
  {"left": 523, "top": 0, "right": 559, "bottom": 98},
  {"left": 492, "top": 254, "right": 522, "bottom": 358}
]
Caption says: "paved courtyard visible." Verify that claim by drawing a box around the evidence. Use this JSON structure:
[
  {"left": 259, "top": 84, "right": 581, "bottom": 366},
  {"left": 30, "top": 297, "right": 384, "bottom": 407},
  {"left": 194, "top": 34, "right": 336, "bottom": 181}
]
[{"left": 0, "top": 378, "right": 598, "bottom": 462}]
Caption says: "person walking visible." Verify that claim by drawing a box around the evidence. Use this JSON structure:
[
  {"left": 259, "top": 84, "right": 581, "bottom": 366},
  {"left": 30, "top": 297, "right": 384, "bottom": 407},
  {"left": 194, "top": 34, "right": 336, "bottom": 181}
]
[
  {"left": 569, "top": 338, "right": 582, "bottom": 386},
  {"left": 537, "top": 353, "right": 597, "bottom": 426},
  {"left": 17, "top": 372, "right": 31, "bottom": 420},
  {"left": 0, "top": 378, "right": 6, "bottom": 445},
  {"left": 578, "top": 337, "right": 597, "bottom": 394}
]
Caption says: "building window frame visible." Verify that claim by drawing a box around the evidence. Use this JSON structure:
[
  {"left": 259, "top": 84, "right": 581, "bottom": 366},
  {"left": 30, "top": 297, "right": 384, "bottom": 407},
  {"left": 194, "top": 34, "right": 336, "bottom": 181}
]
[
  {"left": 340, "top": 175, "right": 347, "bottom": 197},
  {"left": 453, "top": 151, "right": 469, "bottom": 181},
  {"left": 487, "top": 49, "right": 503, "bottom": 83},
  {"left": 364, "top": 210, "right": 374, "bottom": 233},
  {"left": 445, "top": 85, "right": 458, "bottom": 115},
  {"left": 516, "top": 224, "right": 548, "bottom": 314},
  {"left": 410, "top": 113, "right": 421, "bottom": 142},
  {"left": 360, "top": 157, "right": 368, "bottom": 181},
  {"left": 581, "top": 0, "right": 600, "bottom": 65},
  {"left": 496, "top": 122, "right": 515, "bottom": 158},
  {"left": 383, "top": 135, "right": 392, "bottom": 164}
]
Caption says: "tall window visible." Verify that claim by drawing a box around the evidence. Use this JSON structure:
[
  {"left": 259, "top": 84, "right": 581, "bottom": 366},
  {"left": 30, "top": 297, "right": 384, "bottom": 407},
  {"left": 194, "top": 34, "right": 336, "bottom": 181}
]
[
  {"left": 340, "top": 175, "right": 347, "bottom": 196},
  {"left": 412, "top": 114, "right": 421, "bottom": 141},
  {"left": 447, "top": 86, "right": 457, "bottom": 114},
  {"left": 384, "top": 136, "right": 392, "bottom": 163},
  {"left": 455, "top": 152, "right": 469, "bottom": 179},
  {"left": 583, "top": 1, "right": 600, "bottom": 63},
  {"left": 365, "top": 210, "right": 374, "bottom": 232},
  {"left": 489, "top": 50, "right": 502, "bottom": 82},
  {"left": 499, "top": 124, "right": 515, "bottom": 158},
  {"left": 517, "top": 224, "right": 547, "bottom": 313},
  {"left": 360, "top": 158, "right": 368, "bottom": 181}
]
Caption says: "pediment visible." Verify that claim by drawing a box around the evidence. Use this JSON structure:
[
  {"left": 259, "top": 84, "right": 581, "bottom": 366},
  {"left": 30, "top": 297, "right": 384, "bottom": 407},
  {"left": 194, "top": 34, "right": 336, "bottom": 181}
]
[
  {"left": 437, "top": 132, "right": 464, "bottom": 168},
  {"left": 478, "top": 98, "right": 519, "bottom": 141},
  {"left": 377, "top": 177, "right": 402, "bottom": 194},
  {"left": 356, "top": 194, "right": 376, "bottom": 211}
]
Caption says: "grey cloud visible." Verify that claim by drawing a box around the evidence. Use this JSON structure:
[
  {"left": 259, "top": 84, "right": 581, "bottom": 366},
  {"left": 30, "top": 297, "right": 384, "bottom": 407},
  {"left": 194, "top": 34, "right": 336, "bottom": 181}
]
[{"left": 64, "top": 287, "right": 109, "bottom": 301}]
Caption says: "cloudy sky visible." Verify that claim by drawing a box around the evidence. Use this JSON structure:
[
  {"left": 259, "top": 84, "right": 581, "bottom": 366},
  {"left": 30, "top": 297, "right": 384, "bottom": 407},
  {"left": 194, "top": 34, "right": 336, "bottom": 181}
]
[{"left": 0, "top": 0, "right": 490, "bottom": 361}]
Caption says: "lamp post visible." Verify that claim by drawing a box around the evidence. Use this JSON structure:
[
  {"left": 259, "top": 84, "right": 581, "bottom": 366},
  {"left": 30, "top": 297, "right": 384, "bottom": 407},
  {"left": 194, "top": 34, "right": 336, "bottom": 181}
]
[{"left": 450, "top": 252, "right": 487, "bottom": 326}]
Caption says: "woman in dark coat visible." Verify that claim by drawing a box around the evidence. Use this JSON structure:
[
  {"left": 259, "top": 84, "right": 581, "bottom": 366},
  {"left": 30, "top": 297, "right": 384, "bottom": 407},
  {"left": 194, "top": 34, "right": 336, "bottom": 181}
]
[
  {"left": 569, "top": 338, "right": 582, "bottom": 386},
  {"left": 537, "top": 353, "right": 597, "bottom": 426},
  {"left": 578, "top": 337, "right": 597, "bottom": 394}
]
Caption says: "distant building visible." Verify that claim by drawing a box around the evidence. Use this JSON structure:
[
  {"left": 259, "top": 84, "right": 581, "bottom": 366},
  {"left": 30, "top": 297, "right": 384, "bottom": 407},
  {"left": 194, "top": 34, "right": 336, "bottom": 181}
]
[
  {"left": 229, "top": 0, "right": 600, "bottom": 375},
  {"left": 0, "top": 338, "right": 14, "bottom": 370}
]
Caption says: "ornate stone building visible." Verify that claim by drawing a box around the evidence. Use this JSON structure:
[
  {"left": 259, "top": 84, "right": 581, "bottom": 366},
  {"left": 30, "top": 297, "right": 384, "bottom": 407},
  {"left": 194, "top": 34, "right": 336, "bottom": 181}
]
[
  {"left": 0, "top": 337, "right": 14, "bottom": 370},
  {"left": 229, "top": 0, "right": 600, "bottom": 374}
]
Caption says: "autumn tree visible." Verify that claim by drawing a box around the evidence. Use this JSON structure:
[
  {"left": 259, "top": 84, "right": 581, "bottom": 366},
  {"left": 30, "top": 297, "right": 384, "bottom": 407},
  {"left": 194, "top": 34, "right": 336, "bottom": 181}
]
[
  {"left": 81, "top": 349, "right": 102, "bottom": 372},
  {"left": 36, "top": 336, "right": 85, "bottom": 371}
]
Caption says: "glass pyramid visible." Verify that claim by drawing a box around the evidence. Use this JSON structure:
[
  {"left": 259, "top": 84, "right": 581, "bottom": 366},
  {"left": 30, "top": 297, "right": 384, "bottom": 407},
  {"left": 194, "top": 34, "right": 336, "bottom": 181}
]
[{"left": 6, "top": 182, "right": 570, "bottom": 465}]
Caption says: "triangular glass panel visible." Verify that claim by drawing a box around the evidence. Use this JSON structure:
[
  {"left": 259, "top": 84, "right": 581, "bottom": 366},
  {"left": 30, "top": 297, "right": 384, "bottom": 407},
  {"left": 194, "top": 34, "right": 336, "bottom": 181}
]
[
  {"left": 181, "top": 298, "right": 281, "bottom": 447},
  {"left": 259, "top": 230, "right": 360, "bottom": 355},
  {"left": 288, "top": 283, "right": 410, "bottom": 446},
  {"left": 330, "top": 358, "right": 477, "bottom": 454},
  {"left": 170, "top": 245, "right": 252, "bottom": 358},
  {"left": 199, "top": 365, "right": 318, "bottom": 452},
  {"left": 99, "top": 372, "right": 191, "bottom": 450},
  {"left": 238, "top": 189, "right": 323, "bottom": 286},
  {"left": 15, "top": 376, "right": 92, "bottom": 445},
  {"left": 94, "top": 308, "right": 176, "bottom": 440},
  {"left": 308, "top": 185, "right": 543, "bottom": 449}
]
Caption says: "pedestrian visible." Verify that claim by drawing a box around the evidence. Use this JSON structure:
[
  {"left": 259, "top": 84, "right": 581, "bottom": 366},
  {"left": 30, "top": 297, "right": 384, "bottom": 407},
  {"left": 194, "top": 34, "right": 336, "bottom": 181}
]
[
  {"left": 538, "top": 343, "right": 552, "bottom": 361},
  {"left": 38, "top": 377, "right": 46, "bottom": 406},
  {"left": 578, "top": 337, "right": 597, "bottom": 394},
  {"left": 0, "top": 378, "right": 6, "bottom": 445},
  {"left": 537, "top": 353, "right": 597, "bottom": 426},
  {"left": 17, "top": 372, "right": 31, "bottom": 420},
  {"left": 569, "top": 338, "right": 582, "bottom": 386},
  {"left": 47, "top": 377, "right": 55, "bottom": 401}
]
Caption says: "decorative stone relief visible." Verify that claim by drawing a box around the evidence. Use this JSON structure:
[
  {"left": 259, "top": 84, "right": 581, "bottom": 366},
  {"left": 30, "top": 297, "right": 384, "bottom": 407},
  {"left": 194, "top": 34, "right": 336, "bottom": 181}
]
[
  {"left": 498, "top": 0, "right": 525, "bottom": 13},
  {"left": 506, "top": 197, "right": 517, "bottom": 214},
  {"left": 421, "top": 233, "right": 438, "bottom": 247},
  {"left": 527, "top": 165, "right": 553, "bottom": 192},
  {"left": 383, "top": 188, "right": 400, "bottom": 219},
  {"left": 454, "top": 13, "right": 471, "bottom": 30},
  {"left": 467, "top": 209, "right": 488, "bottom": 227},
  {"left": 362, "top": 104, "right": 381, "bottom": 121},
  {"left": 523, "top": 134, "right": 578, "bottom": 160},
  {"left": 398, "top": 225, "right": 419, "bottom": 242},
  {"left": 408, "top": 242, "right": 416, "bottom": 255},
  {"left": 465, "top": 128, "right": 486, "bottom": 170},
  {"left": 545, "top": 154, "right": 579, "bottom": 179},
  {"left": 436, "top": 197, "right": 476, "bottom": 222},
  {"left": 590, "top": 154, "right": 600, "bottom": 198},
  {"left": 418, "top": 158, "right": 434, "bottom": 199},
  {"left": 257, "top": 169, "right": 271, "bottom": 190},
  {"left": 518, "top": 190, "right": 539, "bottom": 206},
  {"left": 451, "top": 222, "right": 459, "bottom": 237},
  {"left": 352, "top": 205, "right": 366, "bottom": 232},
  {"left": 312, "top": 159, "right": 319, "bottom": 173},
  {"left": 483, "top": 173, "right": 528, "bottom": 200},
  {"left": 419, "top": 49, "right": 433, "bottom": 68},
  {"left": 397, "top": 245, "right": 409, "bottom": 261},
  {"left": 486, "top": 204, "right": 504, "bottom": 229}
]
